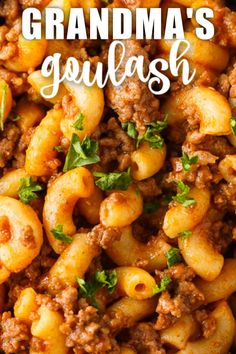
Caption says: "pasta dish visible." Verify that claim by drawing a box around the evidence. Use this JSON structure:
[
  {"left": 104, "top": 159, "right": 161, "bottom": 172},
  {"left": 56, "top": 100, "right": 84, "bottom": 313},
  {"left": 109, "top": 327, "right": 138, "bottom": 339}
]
[{"left": 0, "top": 0, "right": 236, "bottom": 353}]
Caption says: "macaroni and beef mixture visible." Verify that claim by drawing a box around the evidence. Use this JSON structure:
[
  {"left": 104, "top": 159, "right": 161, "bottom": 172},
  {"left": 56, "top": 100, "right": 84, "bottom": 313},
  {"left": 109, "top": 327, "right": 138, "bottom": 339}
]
[{"left": 0, "top": 0, "right": 236, "bottom": 353}]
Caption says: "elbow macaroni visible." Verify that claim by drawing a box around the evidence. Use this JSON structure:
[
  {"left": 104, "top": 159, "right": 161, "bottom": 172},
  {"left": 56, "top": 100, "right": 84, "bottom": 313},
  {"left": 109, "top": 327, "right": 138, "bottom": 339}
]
[
  {"left": 1, "top": 1, "right": 236, "bottom": 353},
  {"left": 0, "top": 196, "right": 43, "bottom": 279},
  {"left": 163, "top": 187, "right": 211, "bottom": 238},
  {"left": 106, "top": 226, "right": 171, "bottom": 272},
  {"left": 25, "top": 109, "right": 63, "bottom": 176},
  {"left": 100, "top": 185, "right": 143, "bottom": 228},
  {"left": 43, "top": 167, "right": 95, "bottom": 253},
  {"left": 131, "top": 141, "right": 166, "bottom": 181}
]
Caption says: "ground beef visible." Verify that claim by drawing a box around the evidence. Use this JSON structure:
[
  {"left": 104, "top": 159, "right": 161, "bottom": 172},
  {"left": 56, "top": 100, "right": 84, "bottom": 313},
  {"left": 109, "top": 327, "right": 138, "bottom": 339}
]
[
  {"left": 194, "top": 309, "right": 217, "bottom": 339},
  {"left": 214, "top": 183, "right": 236, "bottom": 212},
  {"left": 60, "top": 299, "right": 126, "bottom": 354},
  {"left": 186, "top": 134, "right": 236, "bottom": 158},
  {"left": 55, "top": 287, "right": 79, "bottom": 316},
  {"left": 88, "top": 224, "right": 121, "bottom": 250},
  {"left": 0, "top": 312, "right": 30, "bottom": 354},
  {"left": 0, "top": 122, "right": 21, "bottom": 168},
  {"left": 208, "top": 220, "right": 233, "bottom": 253},
  {"left": 137, "top": 178, "right": 162, "bottom": 198},
  {"left": 218, "top": 57, "right": 236, "bottom": 98},
  {"left": 155, "top": 265, "right": 204, "bottom": 330},
  {"left": 166, "top": 151, "right": 220, "bottom": 189},
  {"left": 0, "top": 0, "right": 20, "bottom": 25},
  {"left": 105, "top": 40, "right": 160, "bottom": 133},
  {"left": 214, "top": 7, "right": 236, "bottom": 47},
  {"left": 127, "top": 323, "right": 166, "bottom": 354},
  {"left": 0, "top": 18, "right": 21, "bottom": 62},
  {"left": 30, "top": 337, "right": 46, "bottom": 353},
  {"left": 92, "top": 117, "right": 135, "bottom": 171},
  {"left": 19, "top": 0, "right": 46, "bottom": 8},
  {"left": 5, "top": 243, "right": 55, "bottom": 309},
  {"left": 12, "top": 127, "right": 35, "bottom": 168},
  {"left": 0, "top": 67, "right": 29, "bottom": 96}
]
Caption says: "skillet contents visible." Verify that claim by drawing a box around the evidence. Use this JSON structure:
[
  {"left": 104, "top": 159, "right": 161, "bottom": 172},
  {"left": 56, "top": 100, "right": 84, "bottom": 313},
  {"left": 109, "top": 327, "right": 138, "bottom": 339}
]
[{"left": 0, "top": 0, "right": 236, "bottom": 353}]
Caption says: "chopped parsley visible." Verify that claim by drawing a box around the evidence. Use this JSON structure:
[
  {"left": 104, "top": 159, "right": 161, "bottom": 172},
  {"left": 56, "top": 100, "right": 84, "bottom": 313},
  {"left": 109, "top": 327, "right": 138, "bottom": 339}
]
[
  {"left": 172, "top": 181, "right": 196, "bottom": 208},
  {"left": 94, "top": 270, "right": 117, "bottom": 294},
  {"left": 93, "top": 168, "right": 132, "bottom": 191},
  {"left": 53, "top": 145, "right": 64, "bottom": 152},
  {"left": 231, "top": 117, "right": 236, "bottom": 136},
  {"left": 63, "top": 134, "right": 100, "bottom": 172},
  {"left": 165, "top": 247, "right": 182, "bottom": 268},
  {"left": 51, "top": 225, "right": 73, "bottom": 244},
  {"left": 77, "top": 270, "right": 117, "bottom": 308},
  {"left": 143, "top": 201, "right": 159, "bottom": 214},
  {"left": 73, "top": 113, "right": 84, "bottom": 131},
  {"left": 137, "top": 117, "right": 168, "bottom": 149},
  {"left": 121, "top": 122, "right": 138, "bottom": 139},
  {"left": 18, "top": 177, "right": 43, "bottom": 204},
  {"left": 0, "top": 85, "right": 7, "bottom": 131},
  {"left": 178, "top": 230, "right": 193, "bottom": 240},
  {"left": 181, "top": 152, "right": 198, "bottom": 172},
  {"left": 153, "top": 276, "right": 172, "bottom": 295}
]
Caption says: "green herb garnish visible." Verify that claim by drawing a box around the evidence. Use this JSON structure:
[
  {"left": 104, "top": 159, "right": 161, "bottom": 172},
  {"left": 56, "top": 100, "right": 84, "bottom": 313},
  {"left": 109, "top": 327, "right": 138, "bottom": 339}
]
[
  {"left": 178, "top": 230, "right": 193, "bottom": 240},
  {"left": 63, "top": 134, "right": 100, "bottom": 171},
  {"left": 153, "top": 276, "right": 172, "bottom": 295},
  {"left": 0, "top": 85, "right": 7, "bottom": 131},
  {"left": 18, "top": 177, "right": 43, "bottom": 204},
  {"left": 121, "top": 122, "right": 138, "bottom": 139},
  {"left": 93, "top": 168, "right": 132, "bottom": 191},
  {"left": 94, "top": 270, "right": 117, "bottom": 294},
  {"left": 137, "top": 117, "right": 168, "bottom": 149},
  {"left": 53, "top": 145, "right": 64, "bottom": 152},
  {"left": 51, "top": 224, "right": 73, "bottom": 244},
  {"left": 172, "top": 181, "right": 196, "bottom": 208},
  {"left": 165, "top": 247, "right": 182, "bottom": 268},
  {"left": 77, "top": 270, "right": 117, "bottom": 308},
  {"left": 181, "top": 152, "right": 198, "bottom": 172},
  {"left": 231, "top": 117, "right": 236, "bottom": 136},
  {"left": 73, "top": 113, "right": 84, "bottom": 131}
]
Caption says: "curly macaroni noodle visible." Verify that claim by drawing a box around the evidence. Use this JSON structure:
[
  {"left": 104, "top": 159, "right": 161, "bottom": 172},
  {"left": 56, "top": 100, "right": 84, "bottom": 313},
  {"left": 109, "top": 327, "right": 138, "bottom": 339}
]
[{"left": 0, "top": 0, "right": 235, "bottom": 353}]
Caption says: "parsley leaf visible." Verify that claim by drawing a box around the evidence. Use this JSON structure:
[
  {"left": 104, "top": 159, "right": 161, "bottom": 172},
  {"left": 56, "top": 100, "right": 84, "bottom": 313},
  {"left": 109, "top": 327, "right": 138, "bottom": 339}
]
[
  {"left": 231, "top": 117, "right": 236, "bottom": 136},
  {"left": 153, "top": 276, "right": 172, "bottom": 295},
  {"left": 93, "top": 168, "right": 132, "bottom": 191},
  {"left": 178, "top": 230, "right": 192, "bottom": 240},
  {"left": 77, "top": 270, "right": 117, "bottom": 308},
  {"left": 137, "top": 117, "right": 168, "bottom": 149},
  {"left": 172, "top": 181, "right": 196, "bottom": 208},
  {"left": 0, "top": 85, "right": 7, "bottom": 131},
  {"left": 18, "top": 177, "right": 43, "bottom": 204},
  {"left": 51, "top": 225, "right": 73, "bottom": 244},
  {"left": 73, "top": 113, "right": 84, "bottom": 131},
  {"left": 165, "top": 247, "right": 182, "bottom": 268},
  {"left": 77, "top": 277, "right": 99, "bottom": 308},
  {"left": 121, "top": 122, "right": 138, "bottom": 139},
  {"left": 94, "top": 270, "right": 117, "bottom": 294},
  {"left": 53, "top": 145, "right": 64, "bottom": 152},
  {"left": 181, "top": 152, "right": 199, "bottom": 172},
  {"left": 143, "top": 201, "right": 159, "bottom": 214},
  {"left": 63, "top": 134, "right": 100, "bottom": 172}
]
